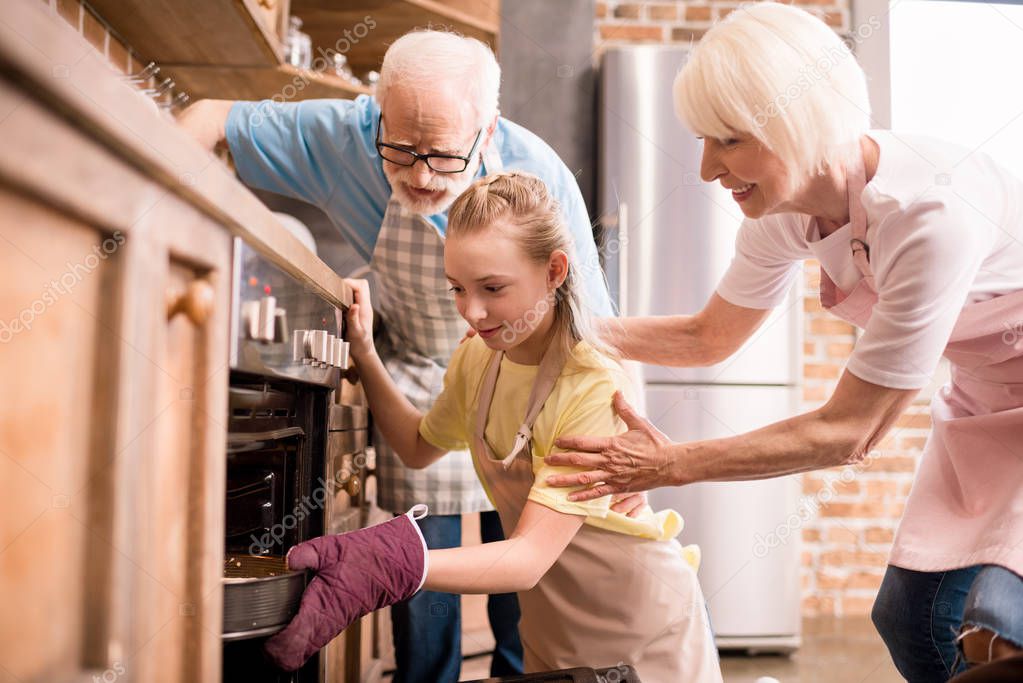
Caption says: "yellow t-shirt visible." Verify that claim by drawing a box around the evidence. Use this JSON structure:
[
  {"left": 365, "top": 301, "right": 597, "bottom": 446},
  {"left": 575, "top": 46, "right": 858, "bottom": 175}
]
[{"left": 419, "top": 336, "right": 685, "bottom": 543}]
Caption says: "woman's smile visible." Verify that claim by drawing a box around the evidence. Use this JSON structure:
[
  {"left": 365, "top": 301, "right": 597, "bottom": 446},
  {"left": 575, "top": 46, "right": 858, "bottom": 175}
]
[{"left": 728, "top": 182, "right": 756, "bottom": 202}]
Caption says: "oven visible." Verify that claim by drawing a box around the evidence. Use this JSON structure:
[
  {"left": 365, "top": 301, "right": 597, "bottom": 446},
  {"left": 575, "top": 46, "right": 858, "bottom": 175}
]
[{"left": 224, "top": 237, "right": 368, "bottom": 683}]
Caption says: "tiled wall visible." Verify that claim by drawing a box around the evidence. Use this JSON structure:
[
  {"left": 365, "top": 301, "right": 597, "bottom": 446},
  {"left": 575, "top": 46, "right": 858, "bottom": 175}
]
[{"left": 595, "top": 0, "right": 932, "bottom": 618}]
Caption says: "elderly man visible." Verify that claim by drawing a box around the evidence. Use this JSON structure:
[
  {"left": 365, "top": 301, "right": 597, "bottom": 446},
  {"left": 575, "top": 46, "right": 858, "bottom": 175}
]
[{"left": 178, "top": 30, "right": 623, "bottom": 682}]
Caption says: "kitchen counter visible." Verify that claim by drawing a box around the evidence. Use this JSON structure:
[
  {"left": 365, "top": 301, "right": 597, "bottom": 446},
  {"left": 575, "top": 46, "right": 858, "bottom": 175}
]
[
  {"left": 0, "top": 3, "right": 352, "bottom": 681},
  {"left": 0, "top": 0, "right": 352, "bottom": 310}
]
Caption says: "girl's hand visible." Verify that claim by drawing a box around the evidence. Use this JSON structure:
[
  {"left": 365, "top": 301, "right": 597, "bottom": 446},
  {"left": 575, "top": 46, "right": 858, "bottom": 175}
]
[
  {"left": 610, "top": 492, "right": 649, "bottom": 518},
  {"left": 344, "top": 278, "right": 375, "bottom": 359}
]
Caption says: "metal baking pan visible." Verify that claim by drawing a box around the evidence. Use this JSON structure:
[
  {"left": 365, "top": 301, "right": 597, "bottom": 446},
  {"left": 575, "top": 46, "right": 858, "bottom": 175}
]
[{"left": 222, "top": 555, "right": 306, "bottom": 641}]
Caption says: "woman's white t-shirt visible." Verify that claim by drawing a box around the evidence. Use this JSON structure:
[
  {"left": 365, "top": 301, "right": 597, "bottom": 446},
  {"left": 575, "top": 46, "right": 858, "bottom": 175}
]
[{"left": 716, "top": 130, "right": 1023, "bottom": 389}]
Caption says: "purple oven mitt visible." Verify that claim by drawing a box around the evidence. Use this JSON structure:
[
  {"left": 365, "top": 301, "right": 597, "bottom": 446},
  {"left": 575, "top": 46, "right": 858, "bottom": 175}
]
[{"left": 264, "top": 504, "right": 430, "bottom": 671}]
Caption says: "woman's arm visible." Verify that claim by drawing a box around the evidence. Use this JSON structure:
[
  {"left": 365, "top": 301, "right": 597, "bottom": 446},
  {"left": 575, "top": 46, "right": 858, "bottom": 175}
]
[
  {"left": 425, "top": 501, "right": 584, "bottom": 594},
  {"left": 603, "top": 293, "right": 772, "bottom": 367},
  {"left": 345, "top": 279, "right": 447, "bottom": 470},
  {"left": 545, "top": 370, "right": 918, "bottom": 498}
]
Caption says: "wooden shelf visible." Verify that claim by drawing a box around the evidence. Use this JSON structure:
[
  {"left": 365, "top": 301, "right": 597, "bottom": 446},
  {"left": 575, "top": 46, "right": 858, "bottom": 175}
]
[
  {"left": 84, "top": 0, "right": 500, "bottom": 102},
  {"left": 292, "top": 0, "right": 500, "bottom": 75},
  {"left": 86, "top": 0, "right": 372, "bottom": 101},
  {"left": 87, "top": 0, "right": 284, "bottom": 67},
  {"left": 164, "top": 63, "right": 370, "bottom": 102}
]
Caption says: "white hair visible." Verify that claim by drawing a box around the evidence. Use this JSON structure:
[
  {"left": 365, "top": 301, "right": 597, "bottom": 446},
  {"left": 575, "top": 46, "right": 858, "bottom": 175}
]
[
  {"left": 673, "top": 2, "right": 871, "bottom": 180},
  {"left": 377, "top": 30, "right": 501, "bottom": 128}
]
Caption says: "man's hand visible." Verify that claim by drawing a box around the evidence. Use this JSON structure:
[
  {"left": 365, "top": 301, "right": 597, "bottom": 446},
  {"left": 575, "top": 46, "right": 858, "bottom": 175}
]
[
  {"left": 343, "top": 278, "right": 376, "bottom": 359},
  {"left": 175, "top": 99, "right": 236, "bottom": 152},
  {"left": 545, "top": 392, "right": 678, "bottom": 501}
]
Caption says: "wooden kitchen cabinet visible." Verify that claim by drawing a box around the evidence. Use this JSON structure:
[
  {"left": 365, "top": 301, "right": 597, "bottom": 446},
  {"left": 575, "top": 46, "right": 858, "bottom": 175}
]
[
  {"left": 0, "top": 73, "right": 229, "bottom": 683},
  {"left": 127, "top": 201, "right": 232, "bottom": 683},
  {"left": 1, "top": 3, "right": 354, "bottom": 681}
]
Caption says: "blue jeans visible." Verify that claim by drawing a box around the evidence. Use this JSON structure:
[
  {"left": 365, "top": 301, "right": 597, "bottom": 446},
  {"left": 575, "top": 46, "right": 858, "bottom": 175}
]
[
  {"left": 391, "top": 511, "right": 523, "bottom": 683},
  {"left": 872, "top": 564, "right": 1023, "bottom": 682}
]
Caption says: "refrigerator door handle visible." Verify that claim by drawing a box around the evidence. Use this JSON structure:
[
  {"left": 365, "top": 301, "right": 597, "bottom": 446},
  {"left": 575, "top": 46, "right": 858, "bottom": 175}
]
[{"left": 617, "top": 202, "right": 628, "bottom": 317}]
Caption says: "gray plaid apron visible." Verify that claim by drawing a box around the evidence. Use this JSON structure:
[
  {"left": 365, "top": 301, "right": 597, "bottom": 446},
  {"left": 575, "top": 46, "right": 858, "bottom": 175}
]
[{"left": 369, "top": 146, "right": 503, "bottom": 515}]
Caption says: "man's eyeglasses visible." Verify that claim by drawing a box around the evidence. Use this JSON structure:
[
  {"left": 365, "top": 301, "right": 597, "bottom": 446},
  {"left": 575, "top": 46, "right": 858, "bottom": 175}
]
[{"left": 375, "top": 114, "right": 482, "bottom": 174}]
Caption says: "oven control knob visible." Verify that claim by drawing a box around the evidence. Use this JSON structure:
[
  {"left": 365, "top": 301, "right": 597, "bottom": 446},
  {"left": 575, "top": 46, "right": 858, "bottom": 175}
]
[
  {"left": 310, "top": 330, "right": 329, "bottom": 365},
  {"left": 330, "top": 337, "right": 349, "bottom": 369},
  {"left": 257, "top": 296, "right": 276, "bottom": 341},
  {"left": 326, "top": 334, "right": 338, "bottom": 367},
  {"left": 242, "top": 300, "right": 260, "bottom": 340},
  {"left": 336, "top": 340, "right": 350, "bottom": 370},
  {"left": 345, "top": 475, "right": 361, "bottom": 498},
  {"left": 292, "top": 329, "right": 309, "bottom": 362},
  {"left": 242, "top": 297, "right": 278, "bottom": 342},
  {"left": 273, "top": 308, "right": 289, "bottom": 343}
]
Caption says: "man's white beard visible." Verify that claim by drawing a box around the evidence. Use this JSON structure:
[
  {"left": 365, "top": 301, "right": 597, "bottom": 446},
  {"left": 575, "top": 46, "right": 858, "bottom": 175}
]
[{"left": 384, "top": 157, "right": 481, "bottom": 216}]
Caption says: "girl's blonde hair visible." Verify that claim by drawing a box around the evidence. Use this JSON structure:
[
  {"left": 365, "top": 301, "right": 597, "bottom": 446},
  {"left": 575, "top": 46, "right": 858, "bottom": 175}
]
[{"left": 446, "top": 171, "right": 614, "bottom": 363}]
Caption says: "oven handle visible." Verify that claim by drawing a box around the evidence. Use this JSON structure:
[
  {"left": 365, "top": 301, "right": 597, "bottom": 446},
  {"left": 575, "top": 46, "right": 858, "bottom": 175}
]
[{"left": 227, "top": 426, "right": 305, "bottom": 450}]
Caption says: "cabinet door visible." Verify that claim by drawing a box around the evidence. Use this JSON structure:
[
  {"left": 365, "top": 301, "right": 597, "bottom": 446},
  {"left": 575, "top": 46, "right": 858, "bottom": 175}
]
[
  {"left": 0, "top": 82, "right": 230, "bottom": 683},
  {"left": 0, "top": 187, "right": 126, "bottom": 683},
  {"left": 127, "top": 200, "right": 231, "bottom": 683}
]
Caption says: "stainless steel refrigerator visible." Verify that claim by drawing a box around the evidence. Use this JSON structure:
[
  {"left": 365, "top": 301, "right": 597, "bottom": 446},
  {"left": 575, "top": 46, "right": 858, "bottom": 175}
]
[{"left": 600, "top": 45, "right": 803, "bottom": 652}]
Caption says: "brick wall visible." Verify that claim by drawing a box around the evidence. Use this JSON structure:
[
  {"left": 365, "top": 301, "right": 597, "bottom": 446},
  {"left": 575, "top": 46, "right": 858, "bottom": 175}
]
[
  {"left": 596, "top": 0, "right": 850, "bottom": 44},
  {"left": 595, "top": 1, "right": 933, "bottom": 618},
  {"left": 799, "top": 262, "right": 939, "bottom": 617},
  {"left": 44, "top": 0, "right": 144, "bottom": 76}
]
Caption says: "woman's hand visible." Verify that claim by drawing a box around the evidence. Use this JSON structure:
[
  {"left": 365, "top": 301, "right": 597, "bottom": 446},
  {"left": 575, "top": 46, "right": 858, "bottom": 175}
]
[
  {"left": 544, "top": 391, "right": 680, "bottom": 501},
  {"left": 344, "top": 278, "right": 375, "bottom": 359}
]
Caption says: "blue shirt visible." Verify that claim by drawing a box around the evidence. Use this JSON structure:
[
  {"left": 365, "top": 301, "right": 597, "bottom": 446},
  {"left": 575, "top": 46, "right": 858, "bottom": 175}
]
[{"left": 225, "top": 95, "right": 612, "bottom": 315}]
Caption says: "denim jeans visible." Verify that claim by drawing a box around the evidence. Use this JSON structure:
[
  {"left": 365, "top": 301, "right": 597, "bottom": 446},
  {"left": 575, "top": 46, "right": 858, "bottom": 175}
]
[
  {"left": 391, "top": 511, "right": 523, "bottom": 683},
  {"left": 872, "top": 564, "right": 1023, "bottom": 682}
]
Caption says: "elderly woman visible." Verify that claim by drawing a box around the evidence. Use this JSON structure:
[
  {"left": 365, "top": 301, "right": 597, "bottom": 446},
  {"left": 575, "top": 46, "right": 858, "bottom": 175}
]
[{"left": 545, "top": 4, "right": 1023, "bottom": 681}]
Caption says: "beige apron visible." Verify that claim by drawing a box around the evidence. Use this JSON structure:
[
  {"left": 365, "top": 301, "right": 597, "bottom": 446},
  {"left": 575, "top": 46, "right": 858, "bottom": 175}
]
[
  {"left": 820, "top": 157, "right": 1023, "bottom": 574},
  {"left": 472, "top": 345, "right": 722, "bottom": 683}
]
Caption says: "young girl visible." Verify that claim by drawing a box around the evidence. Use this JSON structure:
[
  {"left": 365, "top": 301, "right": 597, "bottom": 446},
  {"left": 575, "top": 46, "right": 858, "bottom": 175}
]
[{"left": 265, "top": 172, "right": 721, "bottom": 682}]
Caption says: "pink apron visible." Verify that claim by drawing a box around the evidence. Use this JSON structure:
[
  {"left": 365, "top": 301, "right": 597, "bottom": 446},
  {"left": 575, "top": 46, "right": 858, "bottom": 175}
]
[
  {"left": 819, "top": 161, "right": 1023, "bottom": 575},
  {"left": 472, "top": 345, "right": 722, "bottom": 683}
]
